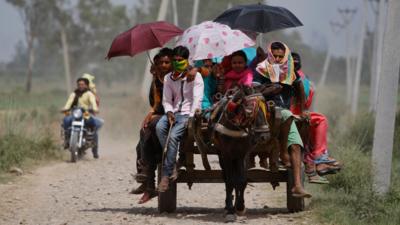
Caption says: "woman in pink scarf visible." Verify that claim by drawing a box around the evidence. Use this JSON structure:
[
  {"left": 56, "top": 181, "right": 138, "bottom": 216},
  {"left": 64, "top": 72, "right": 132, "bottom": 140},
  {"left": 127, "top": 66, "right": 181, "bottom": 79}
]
[{"left": 223, "top": 50, "right": 253, "bottom": 92}]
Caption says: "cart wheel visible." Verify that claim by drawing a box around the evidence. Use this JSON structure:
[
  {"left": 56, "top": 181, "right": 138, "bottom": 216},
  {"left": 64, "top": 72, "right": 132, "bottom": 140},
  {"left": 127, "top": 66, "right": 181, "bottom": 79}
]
[
  {"left": 286, "top": 168, "right": 305, "bottom": 212},
  {"left": 157, "top": 166, "right": 177, "bottom": 213}
]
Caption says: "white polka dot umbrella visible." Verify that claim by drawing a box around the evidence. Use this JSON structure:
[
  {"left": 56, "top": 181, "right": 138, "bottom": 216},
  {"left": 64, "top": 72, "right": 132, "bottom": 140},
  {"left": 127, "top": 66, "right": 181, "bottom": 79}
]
[{"left": 176, "top": 21, "right": 255, "bottom": 61}]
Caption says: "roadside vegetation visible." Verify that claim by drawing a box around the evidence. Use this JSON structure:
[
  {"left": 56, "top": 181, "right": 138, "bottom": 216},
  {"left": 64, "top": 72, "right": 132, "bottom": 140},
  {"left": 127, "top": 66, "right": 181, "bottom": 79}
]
[
  {"left": 311, "top": 87, "right": 400, "bottom": 225},
  {"left": 0, "top": 89, "right": 63, "bottom": 179},
  {"left": 0, "top": 80, "right": 145, "bottom": 181}
]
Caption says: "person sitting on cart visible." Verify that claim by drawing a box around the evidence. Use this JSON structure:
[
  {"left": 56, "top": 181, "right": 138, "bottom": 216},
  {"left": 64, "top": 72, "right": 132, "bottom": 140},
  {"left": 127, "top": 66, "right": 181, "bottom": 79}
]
[
  {"left": 195, "top": 58, "right": 217, "bottom": 111},
  {"left": 131, "top": 53, "right": 161, "bottom": 195},
  {"left": 220, "top": 50, "right": 253, "bottom": 92},
  {"left": 290, "top": 52, "right": 342, "bottom": 184},
  {"left": 256, "top": 41, "right": 311, "bottom": 198},
  {"left": 131, "top": 48, "right": 175, "bottom": 204},
  {"left": 156, "top": 46, "right": 204, "bottom": 192}
]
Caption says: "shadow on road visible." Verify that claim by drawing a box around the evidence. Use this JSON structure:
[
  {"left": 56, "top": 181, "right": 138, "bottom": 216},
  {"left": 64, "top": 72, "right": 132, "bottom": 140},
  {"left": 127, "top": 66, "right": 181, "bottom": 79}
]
[{"left": 81, "top": 206, "right": 291, "bottom": 223}]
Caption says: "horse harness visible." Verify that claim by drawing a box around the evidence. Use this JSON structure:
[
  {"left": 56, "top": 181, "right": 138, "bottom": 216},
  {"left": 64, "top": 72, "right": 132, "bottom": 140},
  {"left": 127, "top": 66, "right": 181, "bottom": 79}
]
[{"left": 209, "top": 89, "right": 282, "bottom": 142}]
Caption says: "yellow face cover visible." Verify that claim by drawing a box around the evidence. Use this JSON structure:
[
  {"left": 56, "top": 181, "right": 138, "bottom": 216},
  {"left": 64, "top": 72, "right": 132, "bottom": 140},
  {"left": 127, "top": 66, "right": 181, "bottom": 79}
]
[{"left": 172, "top": 59, "right": 189, "bottom": 73}]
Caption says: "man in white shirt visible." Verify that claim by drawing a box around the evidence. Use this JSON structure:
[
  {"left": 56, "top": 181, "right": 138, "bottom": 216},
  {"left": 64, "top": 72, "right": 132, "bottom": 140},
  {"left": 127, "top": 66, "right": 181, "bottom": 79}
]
[{"left": 156, "top": 46, "right": 204, "bottom": 192}]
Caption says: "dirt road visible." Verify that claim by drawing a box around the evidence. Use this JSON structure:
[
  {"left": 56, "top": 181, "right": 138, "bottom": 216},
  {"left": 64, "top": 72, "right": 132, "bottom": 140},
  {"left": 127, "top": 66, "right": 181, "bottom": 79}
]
[
  {"left": 0, "top": 88, "right": 314, "bottom": 225},
  {"left": 0, "top": 133, "right": 314, "bottom": 225}
]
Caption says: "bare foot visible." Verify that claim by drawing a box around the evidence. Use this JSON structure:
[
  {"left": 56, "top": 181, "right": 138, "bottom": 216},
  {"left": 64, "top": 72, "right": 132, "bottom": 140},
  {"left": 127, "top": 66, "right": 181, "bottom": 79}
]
[
  {"left": 280, "top": 151, "right": 291, "bottom": 168},
  {"left": 157, "top": 176, "right": 169, "bottom": 192},
  {"left": 291, "top": 186, "right": 312, "bottom": 198},
  {"left": 138, "top": 191, "right": 157, "bottom": 204},
  {"left": 280, "top": 159, "right": 291, "bottom": 168}
]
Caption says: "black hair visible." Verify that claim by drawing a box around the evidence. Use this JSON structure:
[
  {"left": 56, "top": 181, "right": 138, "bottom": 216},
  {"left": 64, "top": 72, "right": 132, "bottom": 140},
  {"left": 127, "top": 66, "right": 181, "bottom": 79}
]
[
  {"left": 153, "top": 53, "right": 161, "bottom": 63},
  {"left": 231, "top": 50, "right": 247, "bottom": 62},
  {"left": 271, "top": 42, "right": 286, "bottom": 52},
  {"left": 173, "top": 46, "right": 190, "bottom": 59},
  {"left": 158, "top": 47, "right": 174, "bottom": 58},
  {"left": 291, "top": 52, "right": 302, "bottom": 71},
  {"left": 77, "top": 78, "right": 89, "bottom": 86},
  {"left": 291, "top": 52, "right": 301, "bottom": 61}
]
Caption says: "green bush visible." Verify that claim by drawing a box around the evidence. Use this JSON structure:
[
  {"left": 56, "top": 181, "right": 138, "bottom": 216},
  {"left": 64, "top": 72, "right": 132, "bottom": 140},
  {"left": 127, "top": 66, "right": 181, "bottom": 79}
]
[
  {"left": 0, "top": 97, "right": 62, "bottom": 174},
  {"left": 312, "top": 112, "right": 400, "bottom": 225},
  {"left": 0, "top": 131, "right": 60, "bottom": 172}
]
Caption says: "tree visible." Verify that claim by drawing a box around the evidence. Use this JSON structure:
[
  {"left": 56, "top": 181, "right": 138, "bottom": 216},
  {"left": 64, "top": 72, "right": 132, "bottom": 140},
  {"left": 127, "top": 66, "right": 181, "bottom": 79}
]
[
  {"left": 75, "top": 0, "right": 130, "bottom": 86},
  {"left": 52, "top": 0, "right": 73, "bottom": 94},
  {"left": 370, "top": 0, "right": 388, "bottom": 112},
  {"left": 6, "top": 0, "right": 52, "bottom": 93},
  {"left": 371, "top": 0, "right": 400, "bottom": 195},
  {"left": 351, "top": 0, "right": 368, "bottom": 115}
]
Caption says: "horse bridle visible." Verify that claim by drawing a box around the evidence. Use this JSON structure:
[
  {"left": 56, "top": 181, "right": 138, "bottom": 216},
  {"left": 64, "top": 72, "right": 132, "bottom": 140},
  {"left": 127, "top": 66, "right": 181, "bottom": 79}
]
[{"left": 212, "top": 88, "right": 262, "bottom": 138}]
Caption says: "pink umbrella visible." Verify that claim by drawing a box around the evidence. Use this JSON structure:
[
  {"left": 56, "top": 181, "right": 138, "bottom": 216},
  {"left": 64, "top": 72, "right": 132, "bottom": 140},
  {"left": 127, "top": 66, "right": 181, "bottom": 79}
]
[
  {"left": 106, "top": 21, "right": 183, "bottom": 59},
  {"left": 176, "top": 21, "right": 255, "bottom": 61}
]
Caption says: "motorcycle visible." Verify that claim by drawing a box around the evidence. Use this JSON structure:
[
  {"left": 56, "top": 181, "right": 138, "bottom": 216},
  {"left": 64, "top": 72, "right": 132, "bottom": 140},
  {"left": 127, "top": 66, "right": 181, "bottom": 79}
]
[{"left": 62, "top": 107, "right": 96, "bottom": 162}]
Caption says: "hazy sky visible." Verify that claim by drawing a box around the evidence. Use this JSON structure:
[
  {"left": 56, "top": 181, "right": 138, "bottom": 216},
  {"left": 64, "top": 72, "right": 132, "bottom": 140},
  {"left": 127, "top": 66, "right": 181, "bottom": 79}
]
[{"left": 0, "top": 0, "right": 369, "bottom": 63}]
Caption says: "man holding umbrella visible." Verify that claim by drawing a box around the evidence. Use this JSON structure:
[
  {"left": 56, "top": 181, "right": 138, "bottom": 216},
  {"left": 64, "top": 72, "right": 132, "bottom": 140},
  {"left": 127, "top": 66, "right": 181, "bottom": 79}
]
[{"left": 156, "top": 46, "right": 204, "bottom": 192}]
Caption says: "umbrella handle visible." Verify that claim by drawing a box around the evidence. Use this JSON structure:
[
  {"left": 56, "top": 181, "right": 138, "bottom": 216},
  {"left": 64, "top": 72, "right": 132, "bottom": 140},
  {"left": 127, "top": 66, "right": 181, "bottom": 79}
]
[{"left": 146, "top": 51, "right": 154, "bottom": 65}]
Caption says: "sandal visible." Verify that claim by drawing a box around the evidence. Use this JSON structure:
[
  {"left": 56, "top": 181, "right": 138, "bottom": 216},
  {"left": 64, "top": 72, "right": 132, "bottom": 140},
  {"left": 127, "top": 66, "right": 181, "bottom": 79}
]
[
  {"left": 326, "top": 159, "right": 343, "bottom": 168},
  {"left": 316, "top": 163, "right": 340, "bottom": 176},
  {"left": 307, "top": 171, "right": 330, "bottom": 184},
  {"left": 314, "top": 153, "right": 336, "bottom": 165},
  {"left": 278, "top": 160, "right": 291, "bottom": 169}
]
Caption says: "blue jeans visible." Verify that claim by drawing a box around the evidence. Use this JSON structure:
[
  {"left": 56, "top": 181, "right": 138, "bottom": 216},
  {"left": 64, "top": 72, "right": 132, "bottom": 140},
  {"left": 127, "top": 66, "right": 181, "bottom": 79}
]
[
  {"left": 63, "top": 115, "right": 103, "bottom": 153},
  {"left": 63, "top": 116, "right": 103, "bottom": 130},
  {"left": 156, "top": 114, "right": 189, "bottom": 177}
]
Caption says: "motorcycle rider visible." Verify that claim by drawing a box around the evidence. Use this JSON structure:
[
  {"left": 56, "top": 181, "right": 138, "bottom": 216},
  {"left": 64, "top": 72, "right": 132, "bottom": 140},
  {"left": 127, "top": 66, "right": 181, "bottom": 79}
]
[
  {"left": 61, "top": 77, "right": 103, "bottom": 159},
  {"left": 82, "top": 73, "right": 100, "bottom": 107}
]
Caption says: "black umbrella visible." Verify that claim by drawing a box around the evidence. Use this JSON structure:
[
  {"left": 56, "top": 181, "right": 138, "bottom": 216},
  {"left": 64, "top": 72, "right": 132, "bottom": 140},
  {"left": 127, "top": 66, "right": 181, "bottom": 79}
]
[{"left": 214, "top": 3, "right": 303, "bottom": 33}]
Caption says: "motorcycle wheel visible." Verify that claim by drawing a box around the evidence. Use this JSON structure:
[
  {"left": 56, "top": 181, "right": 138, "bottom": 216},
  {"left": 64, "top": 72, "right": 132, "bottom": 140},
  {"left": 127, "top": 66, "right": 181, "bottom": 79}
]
[{"left": 69, "top": 132, "right": 79, "bottom": 163}]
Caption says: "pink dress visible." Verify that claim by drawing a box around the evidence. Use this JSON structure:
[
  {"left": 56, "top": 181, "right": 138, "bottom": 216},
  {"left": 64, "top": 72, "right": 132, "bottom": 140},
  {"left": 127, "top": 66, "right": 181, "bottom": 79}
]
[{"left": 224, "top": 68, "right": 253, "bottom": 92}]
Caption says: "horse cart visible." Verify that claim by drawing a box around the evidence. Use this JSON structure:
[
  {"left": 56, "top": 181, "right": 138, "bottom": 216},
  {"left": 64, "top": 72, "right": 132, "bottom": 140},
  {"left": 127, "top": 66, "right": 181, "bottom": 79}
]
[{"left": 157, "top": 94, "right": 306, "bottom": 214}]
